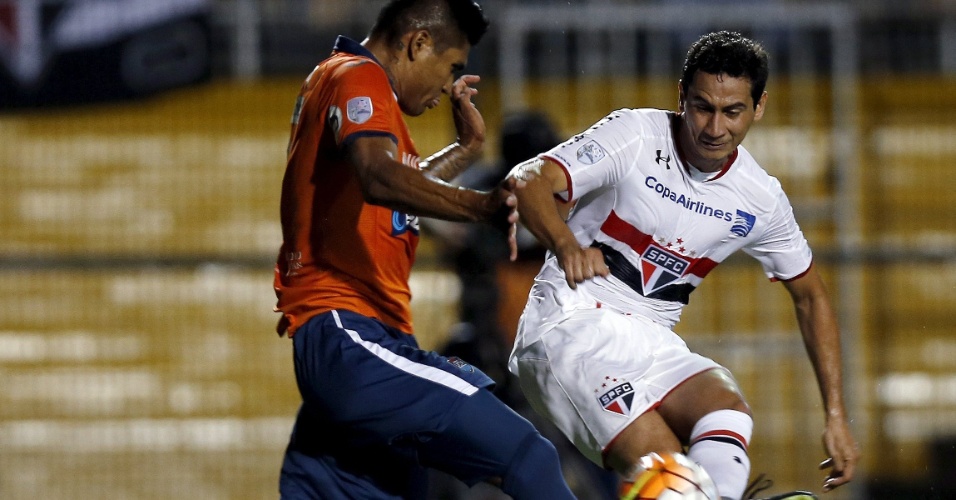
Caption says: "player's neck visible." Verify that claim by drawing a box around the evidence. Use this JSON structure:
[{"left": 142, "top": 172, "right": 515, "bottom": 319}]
[{"left": 361, "top": 37, "right": 399, "bottom": 84}]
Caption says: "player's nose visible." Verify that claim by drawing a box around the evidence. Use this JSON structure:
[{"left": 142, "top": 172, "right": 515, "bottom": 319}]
[{"left": 705, "top": 113, "right": 725, "bottom": 137}]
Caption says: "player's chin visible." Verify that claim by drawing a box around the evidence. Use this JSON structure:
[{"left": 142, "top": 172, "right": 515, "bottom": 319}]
[
  {"left": 424, "top": 97, "right": 442, "bottom": 111},
  {"left": 399, "top": 100, "right": 429, "bottom": 117},
  {"left": 696, "top": 145, "right": 732, "bottom": 163},
  {"left": 404, "top": 105, "right": 428, "bottom": 117}
]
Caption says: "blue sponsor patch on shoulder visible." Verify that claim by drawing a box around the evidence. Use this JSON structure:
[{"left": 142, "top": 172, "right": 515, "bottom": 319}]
[{"left": 731, "top": 210, "right": 756, "bottom": 237}]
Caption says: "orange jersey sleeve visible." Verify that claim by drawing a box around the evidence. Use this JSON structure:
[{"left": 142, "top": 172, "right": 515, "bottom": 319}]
[{"left": 274, "top": 37, "right": 421, "bottom": 337}]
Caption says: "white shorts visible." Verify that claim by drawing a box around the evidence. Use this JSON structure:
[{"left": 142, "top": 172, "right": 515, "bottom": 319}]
[{"left": 509, "top": 307, "right": 722, "bottom": 465}]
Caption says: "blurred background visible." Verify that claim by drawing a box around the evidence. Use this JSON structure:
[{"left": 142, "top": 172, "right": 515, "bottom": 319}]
[{"left": 1, "top": 0, "right": 955, "bottom": 498}]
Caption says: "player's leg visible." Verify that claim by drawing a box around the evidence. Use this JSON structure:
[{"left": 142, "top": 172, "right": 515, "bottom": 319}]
[
  {"left": 415, "top": 388, "right": 576, "bottom": 499},
  {"left": 513, "top": 308, "right": 755, "bottom": 497},
  {"left": 280, "top": 403, "right": 427, "bottom": 499},
  {"left": 512, "top": 309, "right": 724, "bottom": 463},
  {"left": 658, "top": 367, "right": 754, "bottom": 500},
  {"left": 602, "top": 408, "right": 683, "bottom": 477},
  {"left": 280, "top": 310, "right": 441, "bottom": 499},
  {"left": 284, "top": 309, "right": 573, "bottom": 498}
]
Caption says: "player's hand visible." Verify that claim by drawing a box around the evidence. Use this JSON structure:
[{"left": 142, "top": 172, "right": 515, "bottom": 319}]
[
  {"left": 449, "top": 75, "right": 485, "bottom": 156},
  {"left": 554, "top": 243, "right": 609, "bottom": 289},
  {"left": 493, "top": 177, "right": 525, "bottom": 261},
  {"left": 819, "top": 415, "right": 859, "bottom": 492}
]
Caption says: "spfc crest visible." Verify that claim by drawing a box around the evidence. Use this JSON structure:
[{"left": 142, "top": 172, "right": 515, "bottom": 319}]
[
  {"left": 639, "top": 245, "right": 689, "bottom": 295},
  {"left": 598, "top": 380, "right": 635, "bottom": 416}
]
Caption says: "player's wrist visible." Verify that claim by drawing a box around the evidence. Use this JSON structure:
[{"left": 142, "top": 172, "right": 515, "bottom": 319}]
[
  {"left": 824, "top": 405, "right": 849, "bottom": 421},
  {"left": 454, "top": 140, "right": 482, "bottom": 163}
]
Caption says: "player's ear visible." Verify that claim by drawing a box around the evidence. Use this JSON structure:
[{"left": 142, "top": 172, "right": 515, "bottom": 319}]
[
  {"left": 407, "top": 30, "right": 433, "bottom": 62},
  {"left": 677, "top": 80, "right": 686, "bottom": 112},
  {"left": 753, "top": 91, "right": 767, "bottom": 121}
]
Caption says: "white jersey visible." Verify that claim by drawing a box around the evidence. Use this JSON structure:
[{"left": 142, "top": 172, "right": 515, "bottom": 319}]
[
  {"left": 509, "top": 108, "right": 812, "bottom": 464},
  {"left": 518, "top": 108, "right": 811, "bottom": 344}
]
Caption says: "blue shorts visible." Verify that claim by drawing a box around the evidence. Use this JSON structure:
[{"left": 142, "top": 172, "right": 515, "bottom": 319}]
[{"left": 280, "top": 310, "right": 540, "bottom": 499}]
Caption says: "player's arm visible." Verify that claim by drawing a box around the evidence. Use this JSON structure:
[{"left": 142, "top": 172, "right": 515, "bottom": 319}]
[
  {"left": 781, "top": 265, "right": 860, "bottom": 491},
  {"left": 419, "top": 75, "right": 485, "bottom": 182},
  {"left": 509, "top": 158, "right": 607, "bottom": 288},
  {"left": 347, "top": 135, "right": 512, "bottom": 224}
]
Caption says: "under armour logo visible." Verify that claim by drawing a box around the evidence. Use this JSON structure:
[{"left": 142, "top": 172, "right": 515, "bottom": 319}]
[{"left": 655, "top": 149, "right": 671, "bottom": 169}]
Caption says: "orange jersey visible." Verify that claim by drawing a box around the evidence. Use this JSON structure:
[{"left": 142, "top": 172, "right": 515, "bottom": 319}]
[{"left": 274, "top": 36, "right": 421, "bottom": 337}]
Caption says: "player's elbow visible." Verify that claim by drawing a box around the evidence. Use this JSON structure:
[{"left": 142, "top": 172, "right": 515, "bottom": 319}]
[
  {"left": 507, "top": 158, "right": 543, "bottom": 185},
  {"left": 357, "top": 174, "right": 395, "bottom": 207},
  {"left": 510, "top": 157, "right": 566, "bottom": 196}
]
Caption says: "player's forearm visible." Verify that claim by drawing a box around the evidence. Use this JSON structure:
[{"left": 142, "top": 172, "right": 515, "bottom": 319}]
[
  {"left": 419, "top": 142, "right": 479, "bottom": 182},
  {"left": 349, "top": 136, "right": 496, "bottom": 222},
  {"left": 796, "top": 293, "right": 848, "bottom": 418},
  {"left": 363, "top": 161, "right": 494, "bottom": 222}
]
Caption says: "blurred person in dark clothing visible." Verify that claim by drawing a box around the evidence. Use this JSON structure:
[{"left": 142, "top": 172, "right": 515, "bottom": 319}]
[{"left": 431, "top": 111, "right": 619, "bottom": 500}]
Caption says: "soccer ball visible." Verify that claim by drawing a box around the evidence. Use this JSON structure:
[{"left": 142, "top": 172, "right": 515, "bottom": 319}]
[{"left": 620, "top": 452, "right": 719, "bottom": 500}]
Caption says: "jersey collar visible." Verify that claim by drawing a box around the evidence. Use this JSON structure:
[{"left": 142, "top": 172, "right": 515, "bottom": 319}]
[
  {"left": 332, "top": 35, "right": 397, "bottom": 94},
  {"left": 333, "top": 36, "right": 381, "bottom": 64}
]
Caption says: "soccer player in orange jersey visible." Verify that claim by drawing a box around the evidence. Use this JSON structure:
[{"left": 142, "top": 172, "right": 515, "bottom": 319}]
[{"left": 273, "top": 1, "right": 575, "bottom": 498}]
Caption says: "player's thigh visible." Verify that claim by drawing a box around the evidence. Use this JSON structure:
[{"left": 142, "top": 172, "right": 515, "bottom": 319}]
[
  {"left": 512, "top": 309, "right": 720, "bottom": 463},
  {"left": 292, "top": 310, "right": 493, "bottom": 441},
  {"left": 415, "top": 388, "right": 541, "bottom": 486}
]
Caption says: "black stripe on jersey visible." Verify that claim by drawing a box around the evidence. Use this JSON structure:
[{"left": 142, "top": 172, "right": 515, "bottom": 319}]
[{"left": 590, "top": 241, "right": 695, "bottom": 304}]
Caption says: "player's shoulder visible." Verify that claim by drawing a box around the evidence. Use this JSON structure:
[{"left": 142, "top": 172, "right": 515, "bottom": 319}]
[
  {"left": 326, "top": 53, "right": 387, "bottom": 81},
  {"left": 609, "top": 107, "right": 672, "bottom": 127},
  {"left": 731, "top": 145, "right": 789, "bottom": 201},
  {"left": 588, "top": 108, "right": 674, "bottom": 140},
  {"left": 734, "top": 146, "right": 777, "bottom": 183}
]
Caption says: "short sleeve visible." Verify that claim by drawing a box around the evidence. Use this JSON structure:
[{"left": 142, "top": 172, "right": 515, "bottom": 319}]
[
  {"left": 742, "top": 181, "right": 813, "bottom": 281},
  {"left": 542, "top": 110, "right": 648, "bottom": 202},
  {"left": 326, "top": 60, "right": 398, "bottom": 147}
]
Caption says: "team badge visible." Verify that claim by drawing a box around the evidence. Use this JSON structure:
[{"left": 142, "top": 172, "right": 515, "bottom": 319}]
[
  {"left": 446, "top": 356, "right": 475, "bottom": 373},
  {"left": 731, "top": 210, "right": 756, "bottom": 237},
  {"left": 576, "top": 140, "right": 606, "bottom": 165},
  {"left": 346, "top": 96, "right": 373, "bottom": 124},
  {"left": 640, "top": 244, "right": 689, "bottom": 295},
  {"left": 597, "top": 377, "right": 635, "bottom": 416}
]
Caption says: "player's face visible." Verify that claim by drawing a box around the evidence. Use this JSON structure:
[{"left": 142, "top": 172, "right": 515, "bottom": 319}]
[
  {"left": 400, "top": 35, "right": 469, "bottom": 116},
  {"left": 678, "top": 71, "right": 766, "bottom": 172}
]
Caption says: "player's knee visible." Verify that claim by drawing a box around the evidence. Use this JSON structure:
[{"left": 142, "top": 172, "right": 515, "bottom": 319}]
[{"left": 500, "top": 432, "right": 570, "bottom": 499}]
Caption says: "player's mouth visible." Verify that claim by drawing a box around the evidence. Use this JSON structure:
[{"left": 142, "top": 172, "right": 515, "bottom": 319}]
[
  {"left": 426, "top": 97, "right": 441, "bottom": 109},
  {"left": 698, "top": 138, "right": 726, "bottom": 151}
]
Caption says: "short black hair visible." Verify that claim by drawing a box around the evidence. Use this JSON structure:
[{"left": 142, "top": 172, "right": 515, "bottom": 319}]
[
  {"left": 370, "top": 0, "right": 489, "bottom": 51},
  {"left": 681, "top": 31, "right": 769, "bottom": 108}
]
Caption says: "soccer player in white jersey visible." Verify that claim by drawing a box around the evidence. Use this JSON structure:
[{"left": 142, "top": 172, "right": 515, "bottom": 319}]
[{"left": 507, "top": 31, "right": 859, "bottom": 500}]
